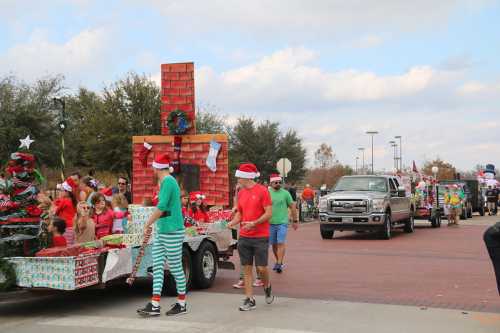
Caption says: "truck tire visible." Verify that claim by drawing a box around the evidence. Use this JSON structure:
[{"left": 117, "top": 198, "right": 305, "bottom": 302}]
[
  {"left": 320, "top": 224, "right": 334, "bottom": 239},
  {"left": 192, "top": 241, "right": 217, "bottom": 290},
  {"left": 380, "top": 214, "right": 391, "bottom": 240},
  {"left": 404, "top": 213, "right": 415, "bottom": 233},
  {"left": 0, "top": 259, "right": 16, "bottom": 292},
  {"left": 162, "top": 246, "right": 192, "bottom": 297},
  {"left": 431, "top": 214, "right": 441, "bottom": 228}
]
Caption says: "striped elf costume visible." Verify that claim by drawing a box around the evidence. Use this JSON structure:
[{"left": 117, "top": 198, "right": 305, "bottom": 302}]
[{"left": 136, "top": 153, "right": 187, "bottom": 317}]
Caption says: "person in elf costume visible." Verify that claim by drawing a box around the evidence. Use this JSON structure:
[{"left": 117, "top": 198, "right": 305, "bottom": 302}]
[{"left": 136, "top": 153, "right": 187, "bottom": 317}]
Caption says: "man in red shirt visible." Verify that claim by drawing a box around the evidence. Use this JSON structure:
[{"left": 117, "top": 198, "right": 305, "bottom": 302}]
[{"left": 228, "top": 163, "right": 274, "bottom": 311}]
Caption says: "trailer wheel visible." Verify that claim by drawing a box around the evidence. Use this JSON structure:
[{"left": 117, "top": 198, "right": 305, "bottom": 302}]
[
  {"left": 0, "top": 259, "right": 16, "bottom": 292},
  {"left": 192, "top": 241, "right": 217, "bottom": 290},
  {"left": 162, "top": 246, "right": 192, "bottom": 296}
]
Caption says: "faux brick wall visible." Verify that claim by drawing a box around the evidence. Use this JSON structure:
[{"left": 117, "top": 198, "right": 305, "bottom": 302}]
[
  {"left": 132, "top": 135, "right": 229, "bottom": 207},
  {"left": 160, "top": 62, "right": 196, "bottom": 135}
]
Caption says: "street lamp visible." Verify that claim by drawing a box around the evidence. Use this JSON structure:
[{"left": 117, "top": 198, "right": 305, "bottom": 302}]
[
  {"left": 395, "top": 135, "right": 402, "bottom": 171},
  {"left": 432, "top": 166, "right": 439, "bottom": 180},
  {"left": 389, "top": 141, "right": 397, "bottom": 171},
  {"left": 358, "top": 147, "right": 365, "bottom": 174},
  {"left": 366, "top": 131, "right": 378, "bottom": 174},
  {"left": 53, "top": 97, "right": 67, "bottom": 182},
  {"left": 355, "top": 156, "right": 359, "bottom": 174}
]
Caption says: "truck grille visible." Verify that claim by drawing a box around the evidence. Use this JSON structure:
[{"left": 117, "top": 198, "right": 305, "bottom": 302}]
[{"left": 329, "top": 199, "right": 368, "bottom": 214}]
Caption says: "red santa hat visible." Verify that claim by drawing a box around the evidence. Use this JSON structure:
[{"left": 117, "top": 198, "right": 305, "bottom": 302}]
[
  {"left": 100, "top": 187, "right": 113, "bottom": 202},
  {"left": 152, "top": 153, "right": 174, "bottom": 173},
  {"left": 269, "top": 173, "right": 282, "bottom": 183},
  {"left": 189, "top": 191, "right": 206, "bottom": 203},
  {"left": 235, "top": 163, "right": 260, "bottom": 179},
  {"left": 57, "top": 177, "right": 76, "bottom": 192}
]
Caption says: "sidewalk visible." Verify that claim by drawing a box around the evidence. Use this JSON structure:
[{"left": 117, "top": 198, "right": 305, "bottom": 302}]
[{"left": 3, "top": 292, "right": 499, "bottom": 333}]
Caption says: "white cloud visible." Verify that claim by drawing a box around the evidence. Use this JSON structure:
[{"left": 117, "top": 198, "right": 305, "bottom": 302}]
[
  {"left": 0, "top": 27, "right": 112, "bottom": 85},
  {"left": 348, "top": 35, "right": 384, "bottom": 49},
  {"left": 457, "top": 81, "right": 500, "bottom": 95},
  {"left": 142, "top": 0, "right": 490, "bottom": 39}
]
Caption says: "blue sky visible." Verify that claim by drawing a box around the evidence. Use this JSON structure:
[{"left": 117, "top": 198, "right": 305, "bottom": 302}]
[{"left": 1, "top": 0, "right": 499, "bottom": 172}]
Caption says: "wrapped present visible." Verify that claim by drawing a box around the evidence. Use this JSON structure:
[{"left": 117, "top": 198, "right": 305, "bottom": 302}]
[
  {"left": 127, "top": 206, "right": 156, "bottom": 236},
  {"left": 122, "top": 233, "right": 152, "bottom": 247},
  {"left": 101, "top": 234, "right": 123, "bottom": 246},
  {"left": 207, "top": 210, "right": 233, "bottom": 223},
  {"left": 8, "top": 254, "right": 100, "bottom": 290}
]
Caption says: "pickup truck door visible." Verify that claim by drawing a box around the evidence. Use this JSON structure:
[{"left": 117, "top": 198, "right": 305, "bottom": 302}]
[{"left": 389, "top": 178, "right": 405, "bottom": 222}]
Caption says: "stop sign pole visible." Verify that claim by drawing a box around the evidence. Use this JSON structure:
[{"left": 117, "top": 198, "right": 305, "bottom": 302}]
[{"left": 277, "top": 158, "right": 292, "bottom": 183}]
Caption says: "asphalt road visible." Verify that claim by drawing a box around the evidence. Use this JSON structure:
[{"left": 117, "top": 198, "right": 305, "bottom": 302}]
[{"left": 1, "top": 214, "right": 499, "bottom": 332}]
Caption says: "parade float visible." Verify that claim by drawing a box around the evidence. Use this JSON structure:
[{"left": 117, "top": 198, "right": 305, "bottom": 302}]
[{"left": 0, "top": 62, "right": 236, "bottom": 296}]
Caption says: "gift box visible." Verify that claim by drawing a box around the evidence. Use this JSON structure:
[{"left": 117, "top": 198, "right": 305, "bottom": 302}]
[
  {"left": 122, "top": 233, "right": 152, "bottom": 247},
  {"left": 9, "top": 254, "right": 100, "bottom": 290},
  {"left": 101, "top": 234, "right": 123, "bottom": 245},
  {"left": 35, "top": 245, "right": 81, "bottom": 257},
  {"left": 127, "top": 206, "right": 157, "bottom": 236}
]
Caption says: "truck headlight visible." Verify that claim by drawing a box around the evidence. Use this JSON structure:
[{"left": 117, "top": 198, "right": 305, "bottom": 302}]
[
  {"left": 371, "top": 199, "right": 385, "bottom": 212},
  {"left": 319, "top": 198, "right": 328, "bottom": 212}
]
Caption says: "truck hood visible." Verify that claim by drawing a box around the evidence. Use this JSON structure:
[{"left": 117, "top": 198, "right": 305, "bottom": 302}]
[{"left": 324, "top": 191, "right": 387, "bottom": 201}]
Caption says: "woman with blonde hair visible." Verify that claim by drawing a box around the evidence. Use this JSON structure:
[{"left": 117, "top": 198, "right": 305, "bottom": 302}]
[{"left": 73, "top": 201, "right": 96, "bottom": 244}]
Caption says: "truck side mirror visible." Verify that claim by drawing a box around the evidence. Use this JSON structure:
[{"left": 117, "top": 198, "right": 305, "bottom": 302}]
[{"left": 397, "top": 186, "right": 406, "bottom": 197}]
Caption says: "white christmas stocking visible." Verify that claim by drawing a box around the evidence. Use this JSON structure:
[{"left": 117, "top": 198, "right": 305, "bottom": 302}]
[{"left": 206, "top": 140, "right": 221, "bottom": 172}]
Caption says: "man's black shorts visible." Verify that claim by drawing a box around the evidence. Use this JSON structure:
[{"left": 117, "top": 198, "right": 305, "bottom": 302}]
[{"left": 238, "top": 237, "right": 269, "bottom": 267}]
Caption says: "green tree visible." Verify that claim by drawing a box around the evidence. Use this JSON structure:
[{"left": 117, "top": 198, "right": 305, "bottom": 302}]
[
  {"left": 0, "top": 75, "right": 64, "bottom": 168},
  {"left": 230, "top": 118, "right": 306, "bottom": 182},
  {"left": 195, "top": 104, "right": 231, "bottom": 135},
  {"left": 422, "top": 159, "right": 457, "bottom": 180}
]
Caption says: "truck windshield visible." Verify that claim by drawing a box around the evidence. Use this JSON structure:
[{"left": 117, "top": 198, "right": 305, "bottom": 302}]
[{"left": 334, "top": 177, "right": 388, "bottom": 192}]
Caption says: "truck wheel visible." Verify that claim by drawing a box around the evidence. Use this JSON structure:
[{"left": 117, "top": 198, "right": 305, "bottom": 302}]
[
  {"left": 192, "top": 241, "right": 217, "bottom": 290},
  {"left": 320, "top": 225, "right": 334, "bottom": 239},
  {"left": 162, "top": 246, "right": 192, "bottom": 297},
  {"left": 404, "top": 213, "right": 414, "bottom": 233},
  {"left": 380, "top": 215, "right": 391, "bottom": 240}
]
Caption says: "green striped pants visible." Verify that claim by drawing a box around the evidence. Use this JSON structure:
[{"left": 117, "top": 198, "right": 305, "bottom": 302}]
[{"left": 152, "top": 230, "right": 186, "bottom": 296}]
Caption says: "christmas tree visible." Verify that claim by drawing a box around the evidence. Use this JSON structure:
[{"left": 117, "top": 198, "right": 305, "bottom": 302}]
[{"left": 0, "top": 136, "right": 44, "bottom": 257}]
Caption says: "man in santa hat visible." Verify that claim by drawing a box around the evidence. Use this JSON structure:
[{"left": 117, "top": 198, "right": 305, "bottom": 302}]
[
  {"left": 268, "top": 173, "right": 298, "bottom": 273},
  {"left": 136, "top": 153, "right": 187, "bottom": 317},
  {"left": 227, "top": 163, "right": 274, "bottom": 311}
]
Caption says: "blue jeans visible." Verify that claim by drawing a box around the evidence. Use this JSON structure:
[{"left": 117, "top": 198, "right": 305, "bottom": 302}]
[{"left": 269, "top": 223, "right": 288, "bottom": 245}]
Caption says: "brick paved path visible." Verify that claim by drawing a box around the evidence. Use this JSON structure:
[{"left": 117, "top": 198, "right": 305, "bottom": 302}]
[{"left": 211, "top": 218, "right": 500, "bottom": 313}]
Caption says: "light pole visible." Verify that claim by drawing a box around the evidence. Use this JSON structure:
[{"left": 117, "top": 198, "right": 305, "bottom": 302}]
[
  {"left": 53, "top": 97, "right": 66, "bottom": 182},
  {"left": 395, "top": 135, "right": 402, "bottom": 171},
  {"left": 366, "top": 131, "right": 378, "bottom": 174},
  {"left": 389, "top": 141, "right": 397, "bottom": 170},
  {"left": 358, "top": 147, "right": 365, "bottom": 174},
  {"left": 355, "top": 156, "right": 359, "bottom": 174}
]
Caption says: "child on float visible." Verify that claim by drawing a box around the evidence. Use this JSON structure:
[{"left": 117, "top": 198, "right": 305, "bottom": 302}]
[
  {"left": 48, "top": 216, "right": 67, "bottom": 247},
  {"left": 91, "top": 192, "right": 114, "bottom": 239},
  {"left": 52, "top": 178, "right": 77, "bottom": 245},
  {"left": 111, "top": 193, "right": 129, "bottom": 234},
  {"left": 73, "top": 201, "right": 96, "bottom": 244},
  {"left": 187, "top": 191, "right": 209, "bottom": 224}
]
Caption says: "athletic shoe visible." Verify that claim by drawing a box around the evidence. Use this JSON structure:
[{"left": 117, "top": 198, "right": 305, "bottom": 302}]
[
  {"left": 232, "top": 280, "right": 245, "bottom": 289},
  {"left": 166, "top": 303, "right": 188, "bottom": 316},
  {"left": 276, "top": 264, "right": 284, "bottom": 274},
  {"left": 253, "top": 279, "right": 264, "bottom": 287},
  {"left": 265, "top": 285, "right": 275, "bottom": 304},
  {"left": 272, "top": 263, "right": 280, "bottom": 271},
  {"left": 239, "top": 298, "right": 256, "bottom": 311},
  {"left": 137, "top": 302, "right": 160, "bottom": 316}
]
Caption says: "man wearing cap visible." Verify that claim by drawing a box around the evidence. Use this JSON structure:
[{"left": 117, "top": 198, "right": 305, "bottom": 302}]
[
  {"left": 228, "top": 163, "right": 274, "bottom": 311},
  {"left": 137, "top": 153, "right": 187, "bottom": 317},
  {"left": 269, "top": 173, "right": 298, "bottom": 273}
]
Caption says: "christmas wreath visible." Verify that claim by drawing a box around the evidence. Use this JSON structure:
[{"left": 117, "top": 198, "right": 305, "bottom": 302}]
[
  {"left": 167, "top": 110, "right": 191, "bottom": 135},
  {"left": 0, "top": 259, "right": 16, "bottom": 291}
]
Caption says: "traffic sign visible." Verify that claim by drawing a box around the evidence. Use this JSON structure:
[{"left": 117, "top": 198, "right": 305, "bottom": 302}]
[{"left": 277, "top": 158, "right": 292, "bottom": 177}]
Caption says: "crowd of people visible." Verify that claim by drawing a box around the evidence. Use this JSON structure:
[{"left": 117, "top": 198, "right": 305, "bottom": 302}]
[{"left": 36, "top": 172, "right": 133, "bottom": 248}]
